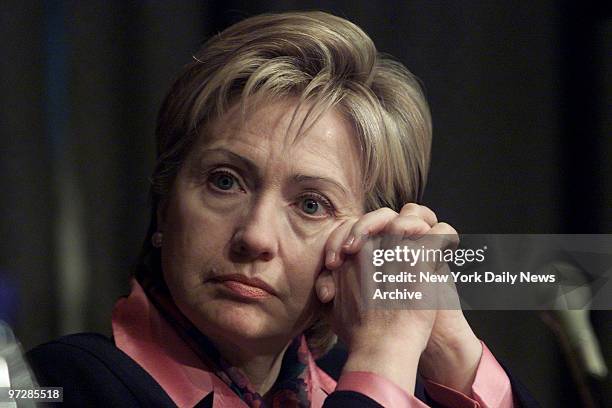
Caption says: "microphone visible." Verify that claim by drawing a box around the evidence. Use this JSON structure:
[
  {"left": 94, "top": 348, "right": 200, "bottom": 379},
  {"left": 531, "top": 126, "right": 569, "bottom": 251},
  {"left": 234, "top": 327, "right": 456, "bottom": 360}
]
[
  {"left": 0, "top": 321, "right": 37, "bottom": 408},
  {"left": 547, "top": 261, "right": 607, "bottom": 380},
  {"left": 539, "top": 261, "right": 608, "bottom": 407}
]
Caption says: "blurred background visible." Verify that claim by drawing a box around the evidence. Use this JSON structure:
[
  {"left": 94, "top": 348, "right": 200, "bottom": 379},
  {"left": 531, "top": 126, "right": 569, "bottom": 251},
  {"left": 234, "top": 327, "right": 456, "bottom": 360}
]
[{"left": 0, "top": 1, "right": 610, "bottom": 406}]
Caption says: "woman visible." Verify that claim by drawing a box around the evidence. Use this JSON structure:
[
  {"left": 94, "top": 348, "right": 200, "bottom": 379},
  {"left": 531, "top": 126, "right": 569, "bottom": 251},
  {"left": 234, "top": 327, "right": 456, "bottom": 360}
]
[{"left": 28, "top": 11, "right": 537, "bottom": 407}]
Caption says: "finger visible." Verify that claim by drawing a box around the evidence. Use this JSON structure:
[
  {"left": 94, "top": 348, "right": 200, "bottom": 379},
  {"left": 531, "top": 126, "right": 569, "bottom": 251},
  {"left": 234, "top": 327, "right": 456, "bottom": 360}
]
[
  {"left": 325, "top": 219, "right": 357, "bottom": 269},
  {"left": 342, "top": 207, "right": 398, "bottom": 254},
  {"left": 427, "top": 222, "right": 460, "bottom": 250},
  {"left": 385, "top": 215, "right": 432, "bottom": 239},
  {"left": 398, "top": 203, "right": 438, "bottom": 227},
  {"left": 315, "top": 269, "right": 336, "bottom": 303}
]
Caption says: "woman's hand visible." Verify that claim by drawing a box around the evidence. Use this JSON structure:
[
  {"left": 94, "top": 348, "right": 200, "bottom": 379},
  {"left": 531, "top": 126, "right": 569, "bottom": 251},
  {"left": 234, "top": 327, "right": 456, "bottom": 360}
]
[
  {"left": 315, "top": 204, "right": 483, "bottom": 395},
  {"left": 418, "top": 306, "right": 482, "bottom": 395}
]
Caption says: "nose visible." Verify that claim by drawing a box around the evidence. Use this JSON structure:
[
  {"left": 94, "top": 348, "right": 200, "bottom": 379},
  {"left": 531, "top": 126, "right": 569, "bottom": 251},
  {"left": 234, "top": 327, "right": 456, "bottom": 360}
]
[{"left": 230, "top": 194, "right": 280, "bottom": 262}]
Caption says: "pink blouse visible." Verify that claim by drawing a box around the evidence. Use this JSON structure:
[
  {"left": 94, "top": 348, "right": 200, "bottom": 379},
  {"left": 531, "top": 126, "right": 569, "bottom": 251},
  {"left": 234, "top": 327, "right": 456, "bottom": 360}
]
[{"left": 112, "top": 279, "right": 514, "bottom": 407}]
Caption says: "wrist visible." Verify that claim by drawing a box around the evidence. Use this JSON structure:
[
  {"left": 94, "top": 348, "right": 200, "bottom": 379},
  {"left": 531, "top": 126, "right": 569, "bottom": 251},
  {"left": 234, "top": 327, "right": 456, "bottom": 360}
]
[
  {"left": 344, "top": 336, "right": 424, "bottom": 394},
  {"left": 419, "top": 330, "right": 482, "bottom": 395}
]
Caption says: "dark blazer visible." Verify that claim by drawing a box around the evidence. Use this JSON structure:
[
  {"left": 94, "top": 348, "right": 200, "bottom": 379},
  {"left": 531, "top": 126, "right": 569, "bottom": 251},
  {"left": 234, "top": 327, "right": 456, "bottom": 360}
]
[{"left": 27, "top": 333, "right": 539, "bottom": 407}]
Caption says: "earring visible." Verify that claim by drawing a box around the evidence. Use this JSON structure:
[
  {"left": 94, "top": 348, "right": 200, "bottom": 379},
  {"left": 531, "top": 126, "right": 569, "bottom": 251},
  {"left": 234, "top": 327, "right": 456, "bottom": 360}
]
[{"left": 151, "top": 232, "right": 163, "bottom": 248}]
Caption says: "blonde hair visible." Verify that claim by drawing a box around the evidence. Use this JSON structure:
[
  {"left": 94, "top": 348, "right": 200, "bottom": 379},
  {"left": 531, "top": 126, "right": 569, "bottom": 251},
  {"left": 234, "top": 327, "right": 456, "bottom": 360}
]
[{"left": 144, "top": 10, "right": 432, "bottom": 356}]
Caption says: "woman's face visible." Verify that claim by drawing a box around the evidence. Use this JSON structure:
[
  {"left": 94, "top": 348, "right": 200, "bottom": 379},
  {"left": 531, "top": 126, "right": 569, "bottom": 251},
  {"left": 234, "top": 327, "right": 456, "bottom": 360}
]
[{"left": 159, "top": 99, "right": 364, "bottom": 353}]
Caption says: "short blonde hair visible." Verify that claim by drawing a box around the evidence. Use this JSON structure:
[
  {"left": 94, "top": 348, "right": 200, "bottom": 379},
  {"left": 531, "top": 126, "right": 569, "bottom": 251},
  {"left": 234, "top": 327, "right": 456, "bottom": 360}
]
[{"left": 144, "top": 10, "right": 432, "bottom": 356}]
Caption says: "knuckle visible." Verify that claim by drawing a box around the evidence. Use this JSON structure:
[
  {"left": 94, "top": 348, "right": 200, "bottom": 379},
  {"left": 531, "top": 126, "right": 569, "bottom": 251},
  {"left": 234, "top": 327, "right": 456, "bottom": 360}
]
[
  {"left": 436, "top": 222, "right": 458, "bottom": 236},
  {"left": 377, "top": 207, "right": 398, "bottom": 218},
  {"left": 328, "top": 221, "right": 354, "bottom": 246},
  {"left": 388, "top": 215, "right": 430, "bottom": 235},
  {"left": 400, "top": 202, "right": 420, "bottom": 213},
  {"left": 425, "top": 207, "right": 438, "bottom": 222},
  {"left": 354, "top": 208, "right": 394, "bottom": 234},
  {"left": 419, "top": 204, "right": 434, "bottom": 213},
  {"left": 350, "top": 219, "right": 367, "bottom": 235},
  {"left": 401, "top": 214, "right": 430, "bottom": 228}
]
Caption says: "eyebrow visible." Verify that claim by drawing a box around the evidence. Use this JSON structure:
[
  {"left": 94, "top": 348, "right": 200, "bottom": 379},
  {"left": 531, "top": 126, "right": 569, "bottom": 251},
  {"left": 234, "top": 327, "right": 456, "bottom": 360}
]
[
  {"left": 291, "top": 175, "right": 350, "bottom": 198},
  {"left": 195, "top": 148, "right": 351, "bottom": 197},
  {"left": 194, "top": 148, "right": 260, "bottom": 176}
]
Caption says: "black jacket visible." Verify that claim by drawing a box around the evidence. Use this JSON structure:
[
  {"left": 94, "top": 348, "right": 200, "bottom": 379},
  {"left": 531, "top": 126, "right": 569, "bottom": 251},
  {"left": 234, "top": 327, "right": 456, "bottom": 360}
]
[{"left": 27, "top": 333, "right": 539, "bottom": 407}]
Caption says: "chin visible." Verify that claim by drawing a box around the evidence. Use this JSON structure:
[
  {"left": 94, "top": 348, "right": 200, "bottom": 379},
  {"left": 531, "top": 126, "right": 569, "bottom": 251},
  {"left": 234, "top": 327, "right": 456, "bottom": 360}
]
[{"left": 188, "top": 297, "right": 287, "bottom": 345}]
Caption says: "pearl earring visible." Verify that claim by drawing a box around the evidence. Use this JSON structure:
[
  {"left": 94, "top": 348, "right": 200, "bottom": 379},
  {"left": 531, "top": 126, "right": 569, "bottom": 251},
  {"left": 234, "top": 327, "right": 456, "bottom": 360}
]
[{"left": 151, "top": 232, "right": 163, "bottom": 248}]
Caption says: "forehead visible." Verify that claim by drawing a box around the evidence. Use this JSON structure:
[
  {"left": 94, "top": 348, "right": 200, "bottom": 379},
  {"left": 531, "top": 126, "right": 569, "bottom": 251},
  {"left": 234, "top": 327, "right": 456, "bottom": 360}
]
[
  {"left": 193, "top": 99, "right": 363, "bottom": 191},
  {"left": 206, "top": 100, "right": 352, "bottom": 151}
]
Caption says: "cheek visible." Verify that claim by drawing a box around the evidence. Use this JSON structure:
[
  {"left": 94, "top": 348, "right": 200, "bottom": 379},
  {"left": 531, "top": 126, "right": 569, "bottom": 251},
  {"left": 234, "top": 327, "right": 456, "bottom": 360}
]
[
  {"left": 281, "top": 219, "right": 343, "bottom": 301},
  {"left": 161, "top": 196, "right": 227, "bottom": 292},
  {"left": 283, "top": 248, "right": 323, "bottom": 313}
]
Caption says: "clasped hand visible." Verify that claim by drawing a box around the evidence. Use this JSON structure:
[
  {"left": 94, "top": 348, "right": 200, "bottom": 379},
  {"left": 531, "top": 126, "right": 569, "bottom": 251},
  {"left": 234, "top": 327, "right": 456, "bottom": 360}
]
[{"left": 314, "top": 204, "right": 483, "bottom": 395}]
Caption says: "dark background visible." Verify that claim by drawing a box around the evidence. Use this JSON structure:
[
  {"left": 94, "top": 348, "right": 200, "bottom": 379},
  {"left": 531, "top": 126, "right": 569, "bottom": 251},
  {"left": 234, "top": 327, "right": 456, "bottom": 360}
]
[{"left": 1, "top": 1, "right": 610, "bottom": 406}]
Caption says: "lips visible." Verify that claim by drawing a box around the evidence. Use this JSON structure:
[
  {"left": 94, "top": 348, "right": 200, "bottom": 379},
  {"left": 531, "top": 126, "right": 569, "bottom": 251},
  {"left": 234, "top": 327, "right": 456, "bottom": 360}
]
[{"left": 211, "top": 274, "right": 276, "bottom": 298}]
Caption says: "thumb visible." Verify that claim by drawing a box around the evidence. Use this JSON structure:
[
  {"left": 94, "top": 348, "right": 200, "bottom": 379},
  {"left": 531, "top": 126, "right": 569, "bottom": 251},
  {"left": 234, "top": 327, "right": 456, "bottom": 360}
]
[{"left": 315, "top": 269, "right": 336, "bottom": 303}]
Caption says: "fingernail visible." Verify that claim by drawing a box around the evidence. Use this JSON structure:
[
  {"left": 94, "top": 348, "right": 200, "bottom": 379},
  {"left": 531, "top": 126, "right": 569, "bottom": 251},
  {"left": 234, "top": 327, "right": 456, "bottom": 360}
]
[
  {"left": 343, "top": 235, "right": 355, "bottom": 248},
  {"left": 319, "top": 285, "right": 329, "bottom": 300},
  {"left": 327, "top": 250, "right": 336, "bottom": 265}
]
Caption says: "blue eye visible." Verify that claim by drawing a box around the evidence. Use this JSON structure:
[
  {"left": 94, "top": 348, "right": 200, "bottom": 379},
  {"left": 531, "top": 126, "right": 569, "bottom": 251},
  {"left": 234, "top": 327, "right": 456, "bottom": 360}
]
[
  {"left": 302, "top": 198, "right": 320, "bottom": 215},
  {"left": 210, "top": 172, "right": 236, "bottom": 190},
  {"left": 298, "top": 194, "right": 334, "bottom": 218}
]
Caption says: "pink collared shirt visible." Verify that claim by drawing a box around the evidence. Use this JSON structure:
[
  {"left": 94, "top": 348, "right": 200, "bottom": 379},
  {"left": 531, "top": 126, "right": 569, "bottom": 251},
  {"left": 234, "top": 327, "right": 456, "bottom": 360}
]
[{"left": 112, "top": 280, "right": 514, "bottom": 407}]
